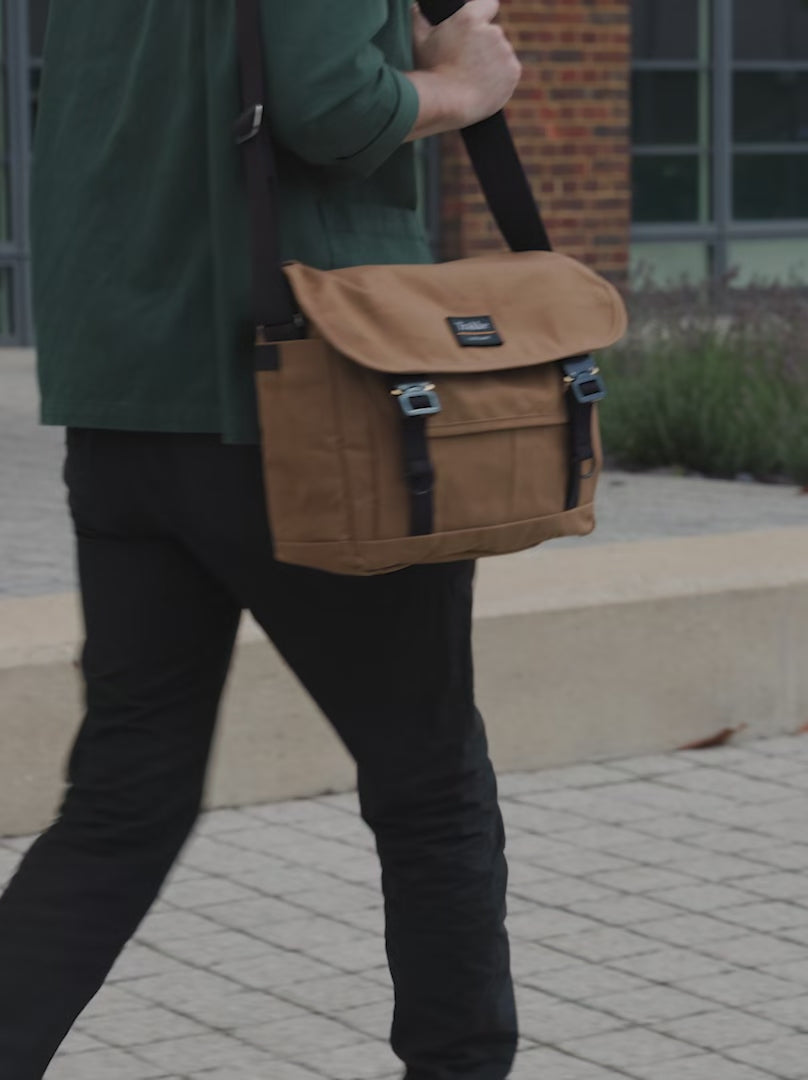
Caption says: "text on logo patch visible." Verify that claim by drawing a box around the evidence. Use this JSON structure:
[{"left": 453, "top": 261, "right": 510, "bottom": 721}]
[{"left": 447, "top": 316, "right": 503, "bottom": 348}]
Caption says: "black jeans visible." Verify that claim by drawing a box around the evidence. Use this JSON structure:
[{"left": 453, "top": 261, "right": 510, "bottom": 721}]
[{"left": 0, "top": 430, "right": 517, "bottom": 1080}]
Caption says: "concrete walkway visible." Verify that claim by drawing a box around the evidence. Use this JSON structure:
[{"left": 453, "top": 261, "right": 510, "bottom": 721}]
[
  {"left": 2, "top": 733, "right": 807, "bottom": 1080},
  {"left": 2, "top": 349, "right": 807, "bottom": 597}
]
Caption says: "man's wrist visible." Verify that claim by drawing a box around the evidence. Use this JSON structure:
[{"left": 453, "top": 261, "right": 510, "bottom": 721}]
[{"left": 403, "top": 70, "right": 475, "bottom": 140}]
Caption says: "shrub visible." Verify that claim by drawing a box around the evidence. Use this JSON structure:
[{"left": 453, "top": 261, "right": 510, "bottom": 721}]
[{"left": 600, "top": 281, "right": 808, "bottom": 485}]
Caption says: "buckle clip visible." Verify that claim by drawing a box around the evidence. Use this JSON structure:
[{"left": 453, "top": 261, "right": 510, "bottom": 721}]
[
  {"left": 563, "top": 357, "right": 607, "bottom": 405},
  {"left": 391, "top": 382, "right": 442, "bottom": 418},
  {"left": 235, "top": 104, "right": 265, "bottom": 145}
]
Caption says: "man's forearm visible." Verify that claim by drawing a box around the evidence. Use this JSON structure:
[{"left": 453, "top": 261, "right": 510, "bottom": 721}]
[{"left": 403, "top": 71, "right": 473, "bottom": 141}]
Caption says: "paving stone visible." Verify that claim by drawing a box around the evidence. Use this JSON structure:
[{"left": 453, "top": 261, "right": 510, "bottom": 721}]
[
  {"left": 586, "top": 985, "right": 712, "bottom": 1024},
  {"left": 730, "top": 871, "right": 808, "bottom": 903},
  {"left": 135, "top": 910, "right": 224, "bottom": 947},
  {"left": 557, "top": 1026, "right": 694, "bottom": 1068},
  {"left": 726, "top": 1033, "right": 808, "bottom": 1079},
  {"left": 125, "top": 968, "right": 243, "bottom": 1011},
  {"left": 160, "top": 875, "right": 260, "bottom": 909},
  {"left": 687, "top": 828, "right": 784, "bottom": 855},
  {"left": 521, "top": 956, "right": 650, "bottom": 1001},
  {"left": 632, "top": 913, "right": 746, "bottom": 947},
  {"left": 43, "top": 1048, "right": 167, "bottom": 1080},
  {"left": 664, "top": 854, "right": 776, "bottom": 883},
  {"left": 299, "top": 1038, "right": 400, "bottom": 1080},
  {"left": 212, "top": 947, "right": 338, "bottom": 990},
  {"left": 509, "top": 876, "right": 617, "bottom": 908},
  {"left": 79, "top": 985, "right": 152, "bottom": 1020},
  {"left": 334, "top": 1001, "right": 393, "bottom": 1040},
  {"left": 675, "top": 968, "right": 805, "bottom": 1008},
  {"left": 507, "top": 940, "right": 584, "bottom": 979},
  {"left": 196, "top": 895, "right": 307, "bottom": 932},
  {"left": 78, "top": 1005, "right": 208, "bottom": 1047},
  {"left": 696, "top": 932, "right": 808, "bottom": 969},
  {"left": 746, "top": 993, "right": 808, "bottom": 1029},
  {"left": 509, "top": 1044, "right": 625, "bottom": 1079},
  {"left": 622, "top": 1052, "right": 778, "bottom": 1080},
  {"left": 761, "top": 958, "right": 808, "bottom": 987},
  {"left": 607, "top": 753, "right": 696, "bottom": 777},
  {"left": 500, "top": 801, "right": 597, "bottom": 834},
  {"left": 663, "top": 767, "right": 798, "bottom": 804},
  {"left": 654, "top": 1007, "right": 793, "bottom": 1051},
  {"left": 58, "top": 1029, "right": 106, "bottom": 1055},
  {"left": 544, "top": 926, "right": 659, "bottom": 963},
  {"left": 607, "top": 945, "right": 729, "bottom": 983},
  {"left": 156, "top": 928, "right": 284, "bottom": 968},
  {"left": 589, "top": 866, "right": 700, "bottom": 894},
  {"left": 108, "top": 942, "right": 188, "bottom": 983},
  {"left": 742, "top": 845, "right": 808, "bottom": 872},
  {"left": 278, "top": 972, "right": 391, "bottom": 1014},
  {"left": 507, "top": 906, "right": 605, "bottom": 942},
  {"left": 647, "top": 882, "right": 761, "bottom": 914},
  {"left": 244, "top": 914, "right": 372, "bottom": 952},
  {"left": 631, "top": 814, "right": 711, "bottom": 839},
  {"left": 527, "top": 848, "right": 639, "bottom": 878},
  {"left": 308, "top": 934, "right": 389, "bottom": 974},
  {"left": 517, "top": 996, "right": 625, "bottom": 1042},
  {"left": 554, "top": 823, "right": 670, "bottom": 854},
  {"left": 517, "top": 789, "right": 655, "bottom": 825},
  {"left": 566, "top": 894, "right": 683, "bottom": 927},
  {"left": 189, "top": 1063, "right": 322, "bottom": 1080},
  {"left": 237, "top": 1013, "right": 365, "bottom": 1057},
  {"left": 287, "top": 883, "right": 381, "bottom": 917},
  {"left": 135, "top": 1032, "right": 271, "bottom": 1073},
  {"left": 718, "top": 901, "right": 808, "bottom": 932},
  {"left": 177, "top": 989, "right": 307, "bottom": 1030}
]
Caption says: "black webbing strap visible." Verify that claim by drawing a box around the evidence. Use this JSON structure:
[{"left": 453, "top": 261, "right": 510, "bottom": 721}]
[
  {"left": 419, "top": 0, "right": 551, "bottom": 253},
  {"left": 401, "top": 417, "right": 436, "bottom": 536},
  {"left": 234, "top": 0, "right": 301, "bottom": 353},
  {"left": 562, "top": 357, "right": 605, "bottom": 510}
]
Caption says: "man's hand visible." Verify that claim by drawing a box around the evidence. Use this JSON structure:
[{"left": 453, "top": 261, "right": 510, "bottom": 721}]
[{"left": 405, "top": 0, "right": 522, "bottom": 140}]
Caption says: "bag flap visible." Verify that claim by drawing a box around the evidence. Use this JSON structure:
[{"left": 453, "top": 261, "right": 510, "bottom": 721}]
[{"left": 284, "top": 251, "right": 627, "bottom": 375}]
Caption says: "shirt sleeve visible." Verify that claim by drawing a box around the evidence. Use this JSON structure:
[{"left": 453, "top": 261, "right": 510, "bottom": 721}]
[{"left": 260, "top": 0, "right": 419, "bottom": 177}]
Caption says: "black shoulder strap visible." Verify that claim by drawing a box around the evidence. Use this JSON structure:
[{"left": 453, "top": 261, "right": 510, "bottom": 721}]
[{"left": 234, "top": 0, "right": 552, "bottom": 339}]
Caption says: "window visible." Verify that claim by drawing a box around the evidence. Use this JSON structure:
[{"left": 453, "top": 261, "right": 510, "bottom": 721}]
[{"left": 631, "top": 0, "right": 808, "bottom": 285}]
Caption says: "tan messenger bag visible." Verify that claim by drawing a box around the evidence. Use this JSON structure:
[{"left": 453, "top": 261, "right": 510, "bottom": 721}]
[{"left": 235, "top": 0, "right": 628, "bottom": 576}]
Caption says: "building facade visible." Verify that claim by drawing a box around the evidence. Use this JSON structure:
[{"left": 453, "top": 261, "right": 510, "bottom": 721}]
[{"left": 2, "top": 0, "right": 807, "bottom": 345}]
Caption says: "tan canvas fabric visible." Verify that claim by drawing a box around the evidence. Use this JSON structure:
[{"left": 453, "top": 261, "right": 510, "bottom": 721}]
[{"left": 255, "top": 251, "right": 627, "bottom": 576}]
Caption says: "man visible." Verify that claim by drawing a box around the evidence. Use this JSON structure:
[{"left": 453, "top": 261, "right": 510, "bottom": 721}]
[{"left": 0, "top": 2, "right": 522, "bottom": 1076}]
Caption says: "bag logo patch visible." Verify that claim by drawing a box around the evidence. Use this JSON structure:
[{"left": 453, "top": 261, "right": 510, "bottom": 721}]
[{"left": 447, "top": 316, "right": 503, "bottom": 348}]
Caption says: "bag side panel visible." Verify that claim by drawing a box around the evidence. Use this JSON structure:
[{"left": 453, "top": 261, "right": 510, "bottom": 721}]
[{"left": 255, "top": 340, "right": 353, "bottom": 545}]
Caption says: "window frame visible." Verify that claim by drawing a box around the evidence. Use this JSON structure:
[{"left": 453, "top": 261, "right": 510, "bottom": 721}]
[{"left": 631, "top": 0, "right": 808, "bottom": 281}]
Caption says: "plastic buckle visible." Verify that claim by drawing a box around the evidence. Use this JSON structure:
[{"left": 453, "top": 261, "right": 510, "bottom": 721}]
[
  {"left": 234, "top": 104, "right": 265, "bottom": 145},
  {"left": 563, "top": 357, "right": 607, "bottom": 405},
  {"left": 570, "top": 370, "right": 607, "bottom": 405},
  {"left": 392, "top": 382, "right": 442, "bottom": 418}
]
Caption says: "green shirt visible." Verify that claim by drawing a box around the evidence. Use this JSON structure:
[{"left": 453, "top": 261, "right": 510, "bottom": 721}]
[{"left": 33, "top": 1, "right": 430, "bottom": 443}]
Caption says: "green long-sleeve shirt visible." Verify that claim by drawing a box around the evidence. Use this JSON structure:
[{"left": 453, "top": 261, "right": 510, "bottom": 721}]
[{"left": 33, "top": 1, "right": 431, "bottom": 443}]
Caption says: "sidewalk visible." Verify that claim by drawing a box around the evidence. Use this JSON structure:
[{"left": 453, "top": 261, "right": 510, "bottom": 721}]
[{"left": 4, "top": 733, "right": 808, "bottom": 1080}]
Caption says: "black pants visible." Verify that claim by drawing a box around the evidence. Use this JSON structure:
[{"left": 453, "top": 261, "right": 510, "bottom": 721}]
[{"left": 0, "top": 430, "right": 517, "bottom": 1080}]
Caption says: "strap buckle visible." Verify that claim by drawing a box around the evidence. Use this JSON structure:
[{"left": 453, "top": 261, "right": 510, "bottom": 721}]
[
  {"left": 235, "top": 103, "right": 265, "bottom": 145},
  {"left": 563, "top": 356, "right": 607, "bottom": 405},
  {"left": 391, "top": 382, "right": 442, "bottom": 418}
]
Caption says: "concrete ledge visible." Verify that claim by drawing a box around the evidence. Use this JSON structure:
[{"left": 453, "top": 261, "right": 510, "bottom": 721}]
[{"left": 2, "top": 527, "right": 808, "bottom": 836}]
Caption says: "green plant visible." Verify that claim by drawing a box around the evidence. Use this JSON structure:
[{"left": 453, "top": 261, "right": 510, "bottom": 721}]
[{"left": 600, "top": 282, "right": 808, "bottom": 485}]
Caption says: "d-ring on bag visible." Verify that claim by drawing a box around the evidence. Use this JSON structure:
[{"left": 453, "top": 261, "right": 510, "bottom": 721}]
[{"left": 234, "top": 0, "right": 628, "bottom": 576}]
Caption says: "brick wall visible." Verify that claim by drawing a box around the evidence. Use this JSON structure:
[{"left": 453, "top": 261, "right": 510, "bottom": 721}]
[{"left": 439, "top": 0, "right": 632, "bottom": 280}]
